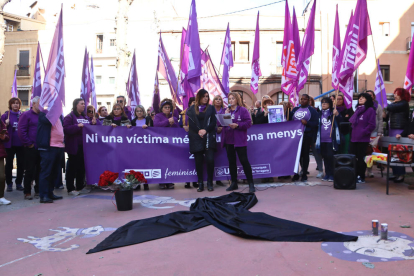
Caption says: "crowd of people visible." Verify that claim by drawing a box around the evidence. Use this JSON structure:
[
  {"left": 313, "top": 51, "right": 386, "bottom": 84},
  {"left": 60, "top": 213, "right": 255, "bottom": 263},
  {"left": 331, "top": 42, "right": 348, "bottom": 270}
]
[{"left": 0, "top": 87, "right": 412, "bottom": 205}]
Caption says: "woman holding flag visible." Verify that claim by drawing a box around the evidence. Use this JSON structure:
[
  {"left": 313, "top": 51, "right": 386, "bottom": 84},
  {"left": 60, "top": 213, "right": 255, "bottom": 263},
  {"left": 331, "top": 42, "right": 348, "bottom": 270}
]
[{"left": 221, "top": 92, "right": 255, "bottom": 193}]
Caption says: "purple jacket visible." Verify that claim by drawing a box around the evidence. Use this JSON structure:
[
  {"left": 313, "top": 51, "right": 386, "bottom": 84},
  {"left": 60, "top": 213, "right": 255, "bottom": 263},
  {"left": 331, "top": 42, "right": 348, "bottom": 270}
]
[
  {"left": 153, "top": 113, "right": 178, "bottom": 128},
  {"left": 0, "top": 110, "right": 23, "bottom": 148},
  {"left": 18, "top": 109, "right": 39, "bottom": 148},
  {"left": 63, "top": 112, "right": 91, "bottom": 155},
  {"left": 350, "top": 107, "right": 376, "bottom": 142},
  {"left": 221, "top": 106, "right": 252, "bottom": 148}
]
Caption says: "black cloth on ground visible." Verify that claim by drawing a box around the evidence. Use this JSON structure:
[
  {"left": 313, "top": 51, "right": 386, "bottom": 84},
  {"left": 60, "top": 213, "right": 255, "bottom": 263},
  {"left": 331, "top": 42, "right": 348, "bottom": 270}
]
[{"left": 87, "top": 193, "right": 358, "bottom": 254}]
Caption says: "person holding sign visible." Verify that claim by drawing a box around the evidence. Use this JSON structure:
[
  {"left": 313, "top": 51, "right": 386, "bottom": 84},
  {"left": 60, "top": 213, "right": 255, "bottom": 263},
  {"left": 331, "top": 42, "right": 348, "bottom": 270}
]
[
  {"left": 221, "top": 92, "right": 255, "bottom": 193},
  {"left": 253, "top": 98, "right": 274, "bottom": 124},
  {"left": 290, "top": 94, "right": 319, "bottom": 182},
  {"left": 186, "top": 89, "right": 217, "bottom": 192}
]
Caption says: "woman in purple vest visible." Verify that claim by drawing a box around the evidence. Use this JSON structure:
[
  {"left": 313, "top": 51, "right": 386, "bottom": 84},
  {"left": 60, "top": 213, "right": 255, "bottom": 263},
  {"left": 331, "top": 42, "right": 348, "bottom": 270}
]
[
  {"left": 0, "top": 98, "right": 24, "bottom": 192},
  {"left": 221, "top": 92, "right": 255, "bottom": 193},
  {"left": 63, "top": 98, "right": 99, "bottom": 196},
  {"left": 349, "top": 93, "right": 376, "bottom": 184}
]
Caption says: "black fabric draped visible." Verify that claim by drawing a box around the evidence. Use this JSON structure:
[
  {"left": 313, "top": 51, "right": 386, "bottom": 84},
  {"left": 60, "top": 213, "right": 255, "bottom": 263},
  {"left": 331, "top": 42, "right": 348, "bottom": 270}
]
[{"left": 87, "top": 193, "right": 357, "bottom": 254}]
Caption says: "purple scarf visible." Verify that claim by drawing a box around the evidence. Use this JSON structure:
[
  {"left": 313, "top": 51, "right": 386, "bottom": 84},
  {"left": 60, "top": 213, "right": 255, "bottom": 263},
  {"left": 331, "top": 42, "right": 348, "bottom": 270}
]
[
  {"left": 198, "top": 105, "right": 207, "bottom": 113},
  {"left": 336, "top": 105, "right": 346, "bottom": 113},
  {"left": 349, "top": 105, "right": 366, "bottom": 128}
]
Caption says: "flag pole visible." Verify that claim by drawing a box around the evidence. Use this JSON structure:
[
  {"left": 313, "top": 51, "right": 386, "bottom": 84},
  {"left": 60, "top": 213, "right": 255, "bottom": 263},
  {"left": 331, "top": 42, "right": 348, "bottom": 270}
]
[
  {"left": 176, "top": 42, "right": 185, "bottom": 96},
  {"left": 330, "top": 89, "right": 339, "bottom": 137}
]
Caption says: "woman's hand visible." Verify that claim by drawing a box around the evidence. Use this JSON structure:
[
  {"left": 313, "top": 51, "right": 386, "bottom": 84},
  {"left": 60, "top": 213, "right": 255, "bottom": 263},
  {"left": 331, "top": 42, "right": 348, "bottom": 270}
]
[
  {"left": 5, "top": 119, "right": 9, "bottom": 125},
  {"left": 127, "top": 125, "right": 131, "bottom": 128},
  {"left": 301, "top": 119, "right": 307, "bottom": 126},
  {"left": 217, "top": 127, "right": 222, "bottom": 134},
  {"left": 408, "top": 134, "right": 414, "bottom": 140},
  {"left": 91, "top": 117, "right": 97, "bottom": 125},
  {"left": 264, "top": 110, "right": 269, "bottom": 116},
  {"left": 225, "top": 108, "right": 231, "bottom": 114},
  {"left": 111, "top": 123, "right": 117, "bottom": 128},
  {"left": 168, "top": 117, "right": 175, "bottom": 125},
  {"left": 333, "top": 109, "right": 339, "bottom": 116},
  {"left": 78, "top": 123, "right": 84, "bottom": 128},
  {"left": 396, "top": 134, "right": 401, "bottom": 139},
  {"left": 142, "top": 124, "right": 148, "bottom": 129},
  {"left": 229, "top": 123, "right": 238, "bottom": 129},
  {"left": 198, "top": 129, "right": 207, "bottom": 137},
  {"left": 183, "top": 126, "right": 189, "bottom": 132}
]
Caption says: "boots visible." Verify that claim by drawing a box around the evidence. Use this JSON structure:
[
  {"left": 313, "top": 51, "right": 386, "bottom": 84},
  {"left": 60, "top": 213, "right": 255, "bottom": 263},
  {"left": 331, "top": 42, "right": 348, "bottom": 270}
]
[
  {"left": 249, "top": 182, "right": 256, "bottom": 193},
  {"left": 197, "top": 182, "right": 204, "bottom": 192},
  {"left": 226, "top": 181, "right": 238, "bottom": 191},
  {"left": 207, "top": 181, "right": 214, "bottom": 192}
]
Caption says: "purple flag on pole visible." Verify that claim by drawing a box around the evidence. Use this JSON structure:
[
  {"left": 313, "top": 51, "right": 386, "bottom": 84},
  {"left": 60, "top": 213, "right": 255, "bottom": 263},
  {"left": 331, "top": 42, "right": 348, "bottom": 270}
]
[
  {"left": 152, "top": 71, "right": 160, "bottom": 111},
  {"left": 292, "top": 7, "right": 301, "bottom": 63},
  {"left": 127, "top": 50, "right": 140, "bottom": 119},
  {"left": 220, "top": 23, "right": 233, "bottom": 94},
  {"left": 296, "top": 0, "right": 316, "bottom": 93},
  {"left": 331, "top": 4, "right": 341, "bottom": 90},
  {"left": 404, "top": 35, "right": 414, "bottom": 92},
  {"left": 281, "top": 0, "right": 297, "bottom": 96},
  {"left": 338, "top": 11, "right": 354, "bottom": 109},
  {"left": 11, "top": 70, "right": 17, "bottom": 98},
  {"left": 201, "top": 49, "right": 228, "bottom": 106},
  {"left": 39, "top": 7, "right": 65, "bottom": 125},
  {"left": 90, "top": 56, "right": 97, "bottom": 110},
  {"left": 185, "top": 0, "right": 201, "bottom": 93},
  {"left": 157, "top": 34, "right": 182, "bottom": 105},
  {"left": 178, "top": 28, "right": 188, "bottom": 98},
  {"left": 250, "top": 12, "right": 261, "bottom": 95},
  {"left": 80, "top": 48, "right": 91, "bottom": 106},
  {"left": 30, "top": 42, "right": 43, "bottom": 107},
  {"left": 375, "top": 59, "right": 388, "bottom": 108},
  {"left": 338, "top": 0, "right": 372, "bottom": 81}
]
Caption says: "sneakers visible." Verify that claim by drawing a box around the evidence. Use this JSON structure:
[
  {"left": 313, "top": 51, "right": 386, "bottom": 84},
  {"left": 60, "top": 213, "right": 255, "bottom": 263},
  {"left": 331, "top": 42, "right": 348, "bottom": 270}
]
[
  {"left": 322, "top": 176, "right": 329, "bottom": 181},
  {"left": 328, "top": 176, "right": 334, "bottom": 182},
  {"left": 316, "top": 172, "right": 324, "bottom": 178},
  {"left": 24, "top": 194, "right": 33, "bottom": 200},
  {"left": 0, "top": 197, "right": 11, "bottom": 205},
  {"left": 357, "top": 176, "right": 365, "bottom": 184},
  {"left": 16, "top": 184, "right": 24, "bottom": 191},
  {"left": 79, "top": 187, "right": 91, "bottom": 194},
  {"left": 6, "top": 185, "right": 12, "bottom": 192},
  {"left": 34, "top": 193, "right": 40, "bottom": 199},
  {"left": 68, "top": 190, "right": 80, "bottom": 196}
]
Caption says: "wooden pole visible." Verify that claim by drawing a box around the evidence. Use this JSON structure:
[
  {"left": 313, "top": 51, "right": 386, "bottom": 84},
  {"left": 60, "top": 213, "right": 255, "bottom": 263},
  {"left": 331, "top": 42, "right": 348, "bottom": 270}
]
[{"left": 330, "top": 89, "right": 339, "bottom": 137}]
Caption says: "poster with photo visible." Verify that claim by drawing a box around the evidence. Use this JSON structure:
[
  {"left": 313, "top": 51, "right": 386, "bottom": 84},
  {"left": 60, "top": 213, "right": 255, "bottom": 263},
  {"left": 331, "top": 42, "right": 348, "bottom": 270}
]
[{"left": 267, "top": 105, "right": 285, "bottom": 123}]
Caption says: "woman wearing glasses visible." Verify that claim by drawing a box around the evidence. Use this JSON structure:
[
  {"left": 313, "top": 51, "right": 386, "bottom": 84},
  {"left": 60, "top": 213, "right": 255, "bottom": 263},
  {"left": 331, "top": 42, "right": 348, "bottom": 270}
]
[
  {"left": 63, "top": 98, "right": 99, "bottom": 196},
  {"left": 131, "top": 105, "right": 152, "bottom": 128},
  {"left": 86, "top": 105, "right": 101, "bottom": 125},
  {"left": 103, "top": 104, "right": 132, "bottom": 127}
]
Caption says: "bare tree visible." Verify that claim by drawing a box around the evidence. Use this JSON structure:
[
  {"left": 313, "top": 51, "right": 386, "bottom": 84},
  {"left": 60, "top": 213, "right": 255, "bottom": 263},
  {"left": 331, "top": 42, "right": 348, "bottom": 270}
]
[
  {"left": 0, "top": 0, "right": 12, "bottom": 65},
  {"left": 114, "top": 0, "right": 134, "bottom": 97}
]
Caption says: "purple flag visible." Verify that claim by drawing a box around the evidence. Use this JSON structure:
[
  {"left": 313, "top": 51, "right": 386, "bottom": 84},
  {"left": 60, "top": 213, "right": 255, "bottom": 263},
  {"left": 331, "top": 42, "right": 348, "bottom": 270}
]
[
  {"left": 375, "top": 59, "right": 388, "bottom": 108},
  {"left": 331, "top": 4, "right": 341, "bottom": 90},
  {"left": 250, "top": 12, "right": 261, "bottom": 95},
  {"left": 185, "top": 0, "right": 201, "bottom": 93},
  {"left": 338, "top": 11, "right": 354, "bottom": 108},
  {"left": 152, "top": 71, "right": 160, "bottom": 111},
  {"left": 11, "top": 70, "right": 17, "bottom": 98},
  {"left": 80, "top": 48, "right": 91, "bottom": 106},
  {"left": 404, "top": 35, "right": 414, "bottom": 92},
  {"left": 281, "top": 0, "right": 297, "bottom": 95},
  {"left": 127, "top": 50, "right": 141, "bottom": 119},
  {"left": 292, "top": 7, "right": 301, "bottom": 63},
  {"left": 201, "top": 49, "right": 228, "bottom": 106},
  {"left": 220, "top": 23, "right": 233, "bottom": 94},
  {"left": 39, "top": 7, "right": 65, "bottom": 125},
  {"left": 157, "top": 34, "right": 182, "bottom": 105},
  {"left": 296, "top": 0, "right": 316, "bottom": 92},
  {"left": 90, "top": 56, "right": 97, "bottom": 110},
  {"left": 30, "top": 42, "right": 43, "bottom": 107},
  {"left": 338, "top": 0, "right": 372, "bottom": 81}
]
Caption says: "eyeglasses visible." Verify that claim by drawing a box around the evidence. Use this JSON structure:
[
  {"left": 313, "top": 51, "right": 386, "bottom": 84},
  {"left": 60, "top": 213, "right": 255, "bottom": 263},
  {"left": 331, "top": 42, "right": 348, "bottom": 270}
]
[
  {"left": 87, "top": 110, "right": 94, "bottom": 113},
  {"left": 117, "top": 100, "right": 124, "bottom": 104},
  {"left": 114, "top": 108, "right": 122, "bottom": 111}
]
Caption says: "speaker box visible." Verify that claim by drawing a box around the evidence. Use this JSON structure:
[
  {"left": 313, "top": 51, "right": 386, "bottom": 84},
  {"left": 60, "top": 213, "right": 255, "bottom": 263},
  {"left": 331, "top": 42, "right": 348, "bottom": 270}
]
[{"left": 333, "top": 154, "right": 356, "bottom": 190}]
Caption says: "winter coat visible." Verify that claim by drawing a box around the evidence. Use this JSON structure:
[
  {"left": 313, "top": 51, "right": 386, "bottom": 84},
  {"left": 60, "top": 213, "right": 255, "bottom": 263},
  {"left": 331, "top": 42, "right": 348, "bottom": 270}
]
[
  {"left": 350, "top": 106, "right": 376, "bottom": 143},
  {"left": 37, "top": 110, "right": 64, "bottom": 151},
  {"left": 63, "top": 112, "right": 92, "bottom": 155},
  {"left": 153, "top": 113, "right": 178, "bottom": 128},
  {"left": 18, "top": 109, "right": 39, "bottom": 148},
  {"left": 103, "top": 115, "right": 131, "bottom": 127},
  {"left": 221, "top": 106, "right": 252, "bottom": 148},
  {"left": 186, "top": 105, "right": 217, "bottom": 153},
  {"left": 0, "top": 110, "right": 23, "bottom": 148},
  {"left": 386, "top": 100, "right": 409, "bottom": 130},
  {"left": 254, "top": 109, "right": 268, "bottom": 124}
]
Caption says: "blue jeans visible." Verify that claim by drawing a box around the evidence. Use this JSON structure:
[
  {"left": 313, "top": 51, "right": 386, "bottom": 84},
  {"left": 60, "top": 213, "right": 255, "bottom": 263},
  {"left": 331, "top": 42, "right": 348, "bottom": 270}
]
[{"left": 39, "top": 147, "right": 64, "bottom": 198}]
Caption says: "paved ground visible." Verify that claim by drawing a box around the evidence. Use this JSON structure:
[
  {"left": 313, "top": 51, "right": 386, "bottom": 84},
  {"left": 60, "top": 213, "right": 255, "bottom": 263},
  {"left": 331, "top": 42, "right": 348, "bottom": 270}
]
[{"left": 1, "top": 159, "right": 414, "bottom": 276}]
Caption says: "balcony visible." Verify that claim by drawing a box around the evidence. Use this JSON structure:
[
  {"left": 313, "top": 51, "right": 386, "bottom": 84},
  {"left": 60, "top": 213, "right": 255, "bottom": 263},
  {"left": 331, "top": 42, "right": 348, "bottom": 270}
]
[
  {"left": 407, "top": 37, "right": 412, "bottom": 52},
  {"left": 16, "top": 64, "right": 30, "bottom": 76}
]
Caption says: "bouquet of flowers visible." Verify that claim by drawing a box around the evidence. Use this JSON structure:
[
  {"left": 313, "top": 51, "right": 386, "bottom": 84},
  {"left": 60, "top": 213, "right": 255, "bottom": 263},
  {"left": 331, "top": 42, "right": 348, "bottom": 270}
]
[
  {"left": 123, "top": 170, "right": 147, "bottom": 190},
  {"left": 96, "top": 170, "right": 147, "bottom": 191}
]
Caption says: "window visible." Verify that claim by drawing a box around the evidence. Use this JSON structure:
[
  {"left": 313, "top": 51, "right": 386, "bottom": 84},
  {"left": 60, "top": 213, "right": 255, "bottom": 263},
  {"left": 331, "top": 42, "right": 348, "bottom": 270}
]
[
  {"left": 110, "top": 39, "right": 116, "bottom": 46},
  {"left": 18, "top": 50, "right": 30, "bottom": 76},
  {"left": 109, "top": 77, "right": 115, "bottom": 84},
  {"left": 276, "top": 92, "right": 287, "bottom": 104},
  {"left": 18, "top": 90, "right": 29, "bottom": 106},
  {"left": 106, "top": 102, "right": 111, "bottom": 110},
  {"left": 98, "top": 102, "right": 102, "bottom": 106},
  {"left": 380, "top": 65, "right": 390, "bottom": 81},
  {"left": 276, "top": 42, "right": 283, "bottom": 74},
  {"left": 96, "top": 35, "right": 103, "bottom": 53},
  {"left": 231, "top": 42, "right": 235, "bottom": 61},
  {"left": 379, "top": 22, "right": 390, "bottom": 37},
  {"left": 96, "top": 76, "right": 102, "bottom": 84},
  {"left": 7, "top": 24, "right": 13, "bottom": 32},
  {"left": 239, "top": 42, "right": 249, "bottom": 61}
]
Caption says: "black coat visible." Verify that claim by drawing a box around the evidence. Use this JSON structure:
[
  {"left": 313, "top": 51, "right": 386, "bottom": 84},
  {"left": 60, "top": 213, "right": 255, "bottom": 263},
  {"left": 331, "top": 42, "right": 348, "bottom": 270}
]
[
  {"left": 186, "top": 105, "right": 217, "bottom": 153},
  {"left": 254, "top": 109, "right": 268, "bottom": 124},
  {"left": 386, "top": 100, "right": 409, "bottom": 130},
  {"left": 338, "top": 107, "right": 354, "bottom": 135},
  {"left": 131, "top": 116, "right": 153, "bottom": 127}
]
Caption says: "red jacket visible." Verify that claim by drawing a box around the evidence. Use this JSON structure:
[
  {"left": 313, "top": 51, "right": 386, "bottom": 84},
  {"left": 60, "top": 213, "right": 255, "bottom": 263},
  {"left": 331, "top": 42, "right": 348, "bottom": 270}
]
[{"left": 0, "top": 121, "right": 10, "bottom": 158}]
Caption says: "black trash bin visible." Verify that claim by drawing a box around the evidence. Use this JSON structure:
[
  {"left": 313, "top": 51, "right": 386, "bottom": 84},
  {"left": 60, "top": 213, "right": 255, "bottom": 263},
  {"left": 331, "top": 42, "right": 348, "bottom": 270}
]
[{"left": 115, "top": 189, "right": 133, "bottom": 211}]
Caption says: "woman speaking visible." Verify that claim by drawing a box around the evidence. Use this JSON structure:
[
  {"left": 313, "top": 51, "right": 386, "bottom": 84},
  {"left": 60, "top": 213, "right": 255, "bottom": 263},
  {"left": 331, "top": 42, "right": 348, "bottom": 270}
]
[
  {"left": 221, "top": 92, "right": 255, "bottom": 193},
  {"left": 186, "top": 89, "right": 217, "bottom": 192}
]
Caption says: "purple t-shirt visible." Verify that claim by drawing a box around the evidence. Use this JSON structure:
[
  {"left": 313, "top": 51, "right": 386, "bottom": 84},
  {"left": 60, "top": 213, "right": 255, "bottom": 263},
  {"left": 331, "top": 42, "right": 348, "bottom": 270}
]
[
  {"left": 135, "top": 118, "right": 145, "bottom": 127},
  {"left": 320, "top": 109, "right": 332, "bottom": 143},
  {"left": 293, "top": 107, "right": 311, "bottom": 122}
]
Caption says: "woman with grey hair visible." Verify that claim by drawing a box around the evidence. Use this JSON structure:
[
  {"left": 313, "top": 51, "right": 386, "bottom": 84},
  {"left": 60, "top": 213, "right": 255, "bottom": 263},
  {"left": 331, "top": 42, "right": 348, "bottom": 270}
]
[{"left": 131, "top": 105, "right": 153, "bottom": 128}]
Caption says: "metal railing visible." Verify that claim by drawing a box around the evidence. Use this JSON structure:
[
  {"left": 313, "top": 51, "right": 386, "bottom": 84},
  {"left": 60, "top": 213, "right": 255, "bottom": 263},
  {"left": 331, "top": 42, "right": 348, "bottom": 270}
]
[{"left": 16, "top": 65, "right": 30, "bottom": 76}]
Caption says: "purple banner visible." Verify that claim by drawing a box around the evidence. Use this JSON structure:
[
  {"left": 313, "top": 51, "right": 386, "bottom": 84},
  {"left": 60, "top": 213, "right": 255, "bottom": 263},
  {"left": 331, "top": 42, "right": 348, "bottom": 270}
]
[{"left": 83, "top": 121, "right": 304, "bottom": 184}]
